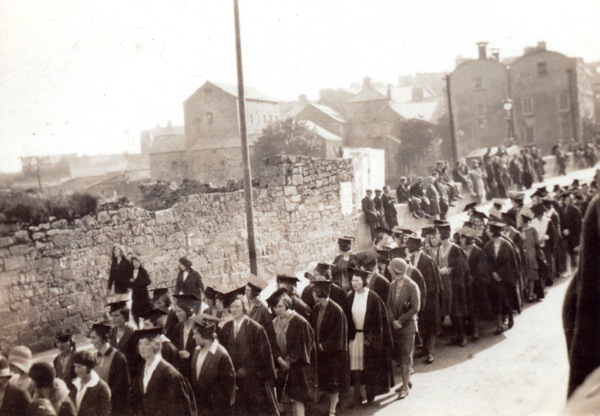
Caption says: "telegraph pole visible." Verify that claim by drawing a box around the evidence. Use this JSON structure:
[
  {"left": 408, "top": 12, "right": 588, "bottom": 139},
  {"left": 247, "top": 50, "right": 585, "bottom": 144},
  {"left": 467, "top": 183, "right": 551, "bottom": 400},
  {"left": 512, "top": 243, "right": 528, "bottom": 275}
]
[
  {"left": 445, "top": 74, "right": 459, "bottom": 164},
  {"left": 233, "top": 0, "right": 258, "bottom": 275}
]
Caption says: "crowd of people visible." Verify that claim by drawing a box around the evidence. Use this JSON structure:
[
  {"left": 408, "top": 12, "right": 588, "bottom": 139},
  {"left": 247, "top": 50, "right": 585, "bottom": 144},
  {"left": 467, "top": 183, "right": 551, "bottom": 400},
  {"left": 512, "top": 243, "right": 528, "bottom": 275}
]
[{"left": 0, "top": 169, "right": 598, "bottom": 416}]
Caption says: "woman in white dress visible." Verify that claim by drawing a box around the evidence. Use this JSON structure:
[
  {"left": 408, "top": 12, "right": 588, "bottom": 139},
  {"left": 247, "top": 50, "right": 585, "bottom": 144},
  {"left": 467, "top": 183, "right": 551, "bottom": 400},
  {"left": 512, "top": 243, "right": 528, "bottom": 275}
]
[{"left": 469, "top": 161, "right": 487, "bottom": 205}]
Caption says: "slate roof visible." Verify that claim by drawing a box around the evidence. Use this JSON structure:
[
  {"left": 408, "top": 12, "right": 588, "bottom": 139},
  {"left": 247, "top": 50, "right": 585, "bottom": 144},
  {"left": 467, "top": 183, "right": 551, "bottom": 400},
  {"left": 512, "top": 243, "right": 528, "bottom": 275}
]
[
  {"left": 302, "top": 120, "right": 343, "bottom": 142},
  {"left": 208, "top": 81, "right": 279, "bottom": 103}
]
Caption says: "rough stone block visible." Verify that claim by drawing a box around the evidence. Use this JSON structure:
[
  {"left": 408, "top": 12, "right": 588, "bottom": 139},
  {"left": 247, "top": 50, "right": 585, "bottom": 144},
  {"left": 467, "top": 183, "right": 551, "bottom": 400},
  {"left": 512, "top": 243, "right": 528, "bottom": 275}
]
[
  {"left": 53, "top": 235, "right": 71, "bottom": 248},
  {"left": 8, "top": 244, "right": 33, "bottom": 256},
  {"left": 283, "top": 186, "right": 297, "bottom": 196},
  {"left": 14, "top": 231, "right": 30, "bottom": 242},
  {"left": 32, "top": 232, "right": 45, "bottom": 240},
  {"left": 51, "top": 219, "right": 68, "bottom": 229},
  {"left": 4, "top": 256, "right": 25, "bottom": 272},
  {"left": 0, "top": 237, "right": 15, "bottom": 248},
  {"left": 81, "top": 215, "right": 99, "bottom": 230},
  {"left": 97, "top": 211, "right": 111, "bottom": 223}
]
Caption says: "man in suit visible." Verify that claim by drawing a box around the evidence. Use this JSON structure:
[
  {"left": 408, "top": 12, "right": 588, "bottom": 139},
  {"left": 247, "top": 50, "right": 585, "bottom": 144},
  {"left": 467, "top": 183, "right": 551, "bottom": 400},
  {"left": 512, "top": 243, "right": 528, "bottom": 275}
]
[
  {"left": 386, "top": 258, "right": 421, "bottom": 400},
  {"left": 381, "top": 185, "right": 398, "bottom": 229},
  {"left": 362, "top": 189, "right": 381, "bottom": 240},
  {"left": 174, "top": 257, "right": 205, "bottom": 312},
  {"left": 189, "top": 314, "right": 236, "bottom": 416},
  {"left": 373, "top": 189, "right": 388, "bottom": 228},
  {"left": 129, "top": 327, "right": 197, "bottom": 416}
]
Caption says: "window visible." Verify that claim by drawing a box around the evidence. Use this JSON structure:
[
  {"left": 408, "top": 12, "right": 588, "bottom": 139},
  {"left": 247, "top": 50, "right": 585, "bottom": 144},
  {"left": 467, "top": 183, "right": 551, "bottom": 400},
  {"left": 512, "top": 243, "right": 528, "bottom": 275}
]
[
  {"left": 524, "top": 127, "right": 535, "bottom": 144},
  {"left": 206, "top": 112, "right": 214, "bottom": 124},
  {"left": 559, "top": 93, "right": 569, "bottom": 111},
  {"left": 522, "top": 97, "right": 534, "bottom": 116},
  {"left": 537, "top": 62, "right": 548, "bottom": 77},
  {"left": 477, "top": 104, "right": 486, "bottom": 117},
  {"left": 474, "top": 77, "right": 483, "bottom": 89}
]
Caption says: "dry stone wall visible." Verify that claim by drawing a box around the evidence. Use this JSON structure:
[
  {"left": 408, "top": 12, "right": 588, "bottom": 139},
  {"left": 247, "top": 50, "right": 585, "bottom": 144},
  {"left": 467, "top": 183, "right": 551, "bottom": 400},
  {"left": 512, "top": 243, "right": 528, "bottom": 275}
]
[{"left": 0, "top": 156, "right": 363, "bottom": 352}]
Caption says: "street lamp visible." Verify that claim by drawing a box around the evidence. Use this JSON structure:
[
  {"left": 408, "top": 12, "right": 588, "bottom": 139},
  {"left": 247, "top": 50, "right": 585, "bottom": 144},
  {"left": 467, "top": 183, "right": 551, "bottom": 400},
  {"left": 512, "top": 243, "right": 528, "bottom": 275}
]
[{"left": 502, "top": 98, "right": 515, "bottom": 144}]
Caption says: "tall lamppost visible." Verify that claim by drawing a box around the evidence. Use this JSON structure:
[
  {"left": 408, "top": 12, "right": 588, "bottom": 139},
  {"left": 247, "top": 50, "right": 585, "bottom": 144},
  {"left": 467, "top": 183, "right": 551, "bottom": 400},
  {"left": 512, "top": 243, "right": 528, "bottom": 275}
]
[{"left": 502, "top": 98, "right": 515, "bottom": 144}]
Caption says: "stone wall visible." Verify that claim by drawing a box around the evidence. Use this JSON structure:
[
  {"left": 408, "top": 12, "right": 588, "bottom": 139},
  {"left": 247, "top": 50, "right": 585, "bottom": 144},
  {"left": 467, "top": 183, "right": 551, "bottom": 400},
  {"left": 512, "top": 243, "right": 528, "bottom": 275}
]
[{"left": 0, "top": 156, "right": 364, "bottom": 353}]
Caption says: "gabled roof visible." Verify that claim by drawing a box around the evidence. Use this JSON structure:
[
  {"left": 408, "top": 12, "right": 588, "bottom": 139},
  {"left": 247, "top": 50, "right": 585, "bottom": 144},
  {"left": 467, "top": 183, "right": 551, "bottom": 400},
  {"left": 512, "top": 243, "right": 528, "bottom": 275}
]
[
  {"left": 149, "top": 134, "right": 186, "bottom": 154},
  {"left": 302, "top": 120, "right": 343, "bottom": 142},
  {"left": 389, "top": 98, "right": 443, "bottom": 123},
  {"left": 345, "top": 85, "right": 388, "bottom": 103},
  {"left": 187, "top": 81, "right": 279, "bottom": 103},
  {"left": 304, "top": 103, "right": 347, "bottom": 123}
]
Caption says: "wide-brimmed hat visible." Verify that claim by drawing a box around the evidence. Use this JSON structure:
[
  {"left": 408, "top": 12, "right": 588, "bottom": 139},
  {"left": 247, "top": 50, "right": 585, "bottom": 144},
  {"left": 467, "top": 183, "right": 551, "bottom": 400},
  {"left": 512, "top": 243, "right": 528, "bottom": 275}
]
[{"left": 8, "top": 346, "right": 32, "bottom": 374}]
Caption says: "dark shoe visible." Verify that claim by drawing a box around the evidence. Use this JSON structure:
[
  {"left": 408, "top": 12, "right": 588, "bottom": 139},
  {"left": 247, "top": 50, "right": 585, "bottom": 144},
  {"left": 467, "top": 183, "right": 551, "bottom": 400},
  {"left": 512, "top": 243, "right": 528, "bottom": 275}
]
[
  {"left": 425, "top": 354, "right": 435, "bottom": 364},
  {"left": 473, "top": 332, "right": 480, "bottom": 341},
  {"left": 458, "top": 337, "right": 468, "bottom": 347},
  {"left": 508, "top": 316, "right": 514, "bottom": 329},
  {"left": 397, "top": 388, "right": 409, "bottom": 400},
  {"left": 395, "top": 381, "right": 412, "bottom": 392},
  {"left": 446, "top": 337, "right": 458, "bottom": 346},
  {"left": 494, "top": 326, "right": 504, "bottom": 335}
]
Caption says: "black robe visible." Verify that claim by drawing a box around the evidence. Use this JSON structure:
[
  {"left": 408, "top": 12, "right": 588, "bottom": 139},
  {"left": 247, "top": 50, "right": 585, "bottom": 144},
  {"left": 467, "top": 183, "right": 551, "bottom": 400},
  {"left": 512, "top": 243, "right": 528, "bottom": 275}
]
[
  {"left": 346, "top": 290, "right": 394, "bottom": 398},
  {"left": 367, "top": 273, "right": 391, "bottom": 304},
  {"left": 248, "top": 302, "right": 281, "bottom": 361},
  {"left": 274, "top": 313, "right": 318, "bottom": 404},
  {"left": 218, "top": 317, "right": 279, "bottom": 416},
  {"left": 562, "top": 204, "right": 582, "bottom": 255},
  {"left": 291, "top": 295, "right": 311, "bottom": 321},
  {"left": 434, "top": 243, "right": 470, "bottom": 317},
  {"left": 465, "top": 244, "right": 493, "bottom": 320},
  {"left": 301, "top": 282, "right": 349, "bottom": 314},
  {"left": 483, "top": 238, "right": 521, "bottom": 315},
  {"left": 173, "top": 321, "right": 197, "bottom": 381},
  {"left": 564, "top": 194, "right": 600, "bottom": 397},
  {"left": 414, "top": 251, "right": 443, "bottom": 336},
  {"left": 0, "top": 383, "right": 30, "bottom": 416},
  {"left": 331, "top": 254, "right": 360, "bottom": 291},
  {"left": 108, "top": 257, "right": 133, "bottom": 294},
  {"left": 96, "top": 347, "right": 130, "bottom": 416},
  {"left": 311, "top": 299, "right": 349, "bottom": 393},
  {"left": 131, "top": 267, "right": 153, "bottom": 317},
  {"left": 111, "top": 324, "right": 142, "bottom": 380},
  {"left": 129, "top": 358, "right": 197, "bottom": 416},
  {"left": 190, "top": 342, "right": 236, "bottom": 416}
]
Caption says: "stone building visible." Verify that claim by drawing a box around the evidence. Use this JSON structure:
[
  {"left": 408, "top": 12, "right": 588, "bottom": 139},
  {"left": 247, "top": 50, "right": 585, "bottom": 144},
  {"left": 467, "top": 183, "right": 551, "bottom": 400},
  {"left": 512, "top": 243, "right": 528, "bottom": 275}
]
[
  {"left": 448, "top": 42, "right": 510, "bottom": 157},
  {"left": 448, "top": 42, "right": 596, "bottom": 157}
]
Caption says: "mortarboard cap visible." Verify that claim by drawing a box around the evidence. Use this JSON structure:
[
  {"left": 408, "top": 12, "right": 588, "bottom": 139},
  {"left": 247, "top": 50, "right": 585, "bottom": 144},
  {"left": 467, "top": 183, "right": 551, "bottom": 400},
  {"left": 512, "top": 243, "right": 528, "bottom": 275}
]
[
  {"left": 531, "top": 188, "right": 548, "bottom": 198},
  {"left": 520, "top": 207, "right": 534, "bottom": 220},
  {"left": 266, "top": 287, "right": 291, "bottom": 308},
  {"left": 463, "top": 202, "right": 477, "bottom": 212},
  {"left": 246, "top": 274, "right": 268, "bottom": 291},
  {"left": 433, "top": 219, "right": 450, "bottom": 226},
  {"left": 190, "top": 313, "right": 222, "bottom": 328},
  {"left": 463, "top": 221, "right": 475, "bottom": 228},
  {"left": 204, "top": 285, "right": 226, "bottom": 301},
  {"left": 399, "top": 228, "right": 416, "bottom": 237},
  {"left": 222, "top": 286, "right": 246, "bottom": 309},
  {"left": 276, "top": 269, "right": 300, "bottom": 286},
  {"left": 137, "top": 307, "right": 168, "bottom": 324},
  {"left": 374, "top": 226, "right": 393, "bottom": 236},
  {"left": 421, "top": 226, "right": 435, "bottom": 237},
  {"left": 151, "top": 288, "right": 169, "bottom": 301},
  {"left": 106, "top": 301, "right": 128, "bottom": 313},
  {"left": 572, "top": 179, "right": 580, "bottom": 188},
  {"left": 457, "top": 227, "right": 476, "bottom": 238},
  {"left": 406, "top": 236, "right": 422, "bottom": 250},
  {"left": 55, "top": 328, "right": 74, "bottom": 343},
  {"left": 488, "top": 219, "right": 507, "bottom": 229},
  {"left": 511, "top": 192, "right": 525, "bottom": 201},
  {"left": 356, "top": 250, "right": 378, "bottom": 268},
  {"left": 492, "top": 199, "right": 505, "bottom": 207},
  {"left": 315, "top": 262, "right": 332, "bottom": 277},
  {"left": 133, "top": 327, "right": 163, "bottom": 342},
  {"left": 471, "top": 210, "right": 489, "bottom": 220},
  {"left": 388, "top": 247, "right": 406, "bottom": 260},
  {"left": 501, "top": 212, "right": 516, "bottom": 226},
  {"left": 88, "top": 323, "right": 112, "bottom": 338},
  {"left": 348, "top": 268, "right": 369, "bottom": 280}
]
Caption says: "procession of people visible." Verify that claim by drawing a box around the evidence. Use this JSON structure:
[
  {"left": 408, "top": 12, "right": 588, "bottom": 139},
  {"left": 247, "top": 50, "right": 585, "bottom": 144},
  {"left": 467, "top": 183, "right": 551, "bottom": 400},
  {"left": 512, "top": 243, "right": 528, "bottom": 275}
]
[{"left": 0, "top": 165, "right": 597, "bottom": 416}]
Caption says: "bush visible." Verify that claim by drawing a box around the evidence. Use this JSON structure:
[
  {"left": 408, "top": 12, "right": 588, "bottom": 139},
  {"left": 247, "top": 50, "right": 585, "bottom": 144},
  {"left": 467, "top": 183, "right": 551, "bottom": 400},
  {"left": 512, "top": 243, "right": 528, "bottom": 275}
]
[{"left": 71, "top": 192, "right": 98, "bottom": 218}]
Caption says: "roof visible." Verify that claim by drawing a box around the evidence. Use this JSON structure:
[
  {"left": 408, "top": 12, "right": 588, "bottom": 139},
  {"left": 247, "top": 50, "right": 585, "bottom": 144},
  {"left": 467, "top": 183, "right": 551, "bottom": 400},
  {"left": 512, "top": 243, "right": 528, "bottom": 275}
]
[
  {"left": 308, "top": 103, "right": 347, "bottom": 123},
  {"left": 302, "top": 120, "right": 343, "bottom": 142},
  {"left": 190, "top": 134, "right": 263, "bottom": 151},
  {"left": 345, "top": 86, "right": 388, "bottom": 103},
  {"left": 149, "top": 134, "right": 186, "bottom": 154},
  {"left": 389, "top": 98, "right": 443, "bottom": 123},
  {"left": 205, "top": 81, "right": 279, "bottom": 103}
]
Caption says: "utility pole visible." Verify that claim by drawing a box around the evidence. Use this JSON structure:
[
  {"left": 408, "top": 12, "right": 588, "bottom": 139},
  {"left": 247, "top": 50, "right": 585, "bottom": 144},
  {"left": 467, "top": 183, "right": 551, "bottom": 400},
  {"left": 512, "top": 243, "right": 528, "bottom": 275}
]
[
  {"left": 445, "top": 74, "right": 459, "bottom": 163},
  {"left": 233, "top": 0, "right": 258, "bottom": 275}
]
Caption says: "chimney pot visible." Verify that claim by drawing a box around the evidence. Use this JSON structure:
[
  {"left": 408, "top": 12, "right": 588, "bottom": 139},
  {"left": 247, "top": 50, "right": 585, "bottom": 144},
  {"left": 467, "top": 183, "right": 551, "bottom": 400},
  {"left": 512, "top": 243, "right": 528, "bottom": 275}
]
[
  {"left": 363, "top": 76, "right": 372, "bottom": 88},
  {"left": 476, "top": 42, "right": 488, "bottom": 60}
]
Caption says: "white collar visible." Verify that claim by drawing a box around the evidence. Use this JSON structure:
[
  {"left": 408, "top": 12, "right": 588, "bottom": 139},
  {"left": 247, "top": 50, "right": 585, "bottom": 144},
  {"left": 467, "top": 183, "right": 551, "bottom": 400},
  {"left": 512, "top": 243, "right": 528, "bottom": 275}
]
[
  {"left": 72, "top": 370, "right": 99, "bottom": 392},
  {"left": 233, "top": 316, "right": 246, "bottom": 327},
  {"left": 195, "top": 339, "right": 219, "bottom": 354},
  {"left": 146, "top": 354, "right": 162, "bottom": 372}
]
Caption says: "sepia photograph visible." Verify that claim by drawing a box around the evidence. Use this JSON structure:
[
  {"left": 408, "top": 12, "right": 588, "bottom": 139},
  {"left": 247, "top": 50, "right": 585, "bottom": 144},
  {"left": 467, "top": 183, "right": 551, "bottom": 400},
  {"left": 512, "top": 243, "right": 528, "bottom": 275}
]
[{"left": 1, "top": 1, "right": 600, "bottom": 415}]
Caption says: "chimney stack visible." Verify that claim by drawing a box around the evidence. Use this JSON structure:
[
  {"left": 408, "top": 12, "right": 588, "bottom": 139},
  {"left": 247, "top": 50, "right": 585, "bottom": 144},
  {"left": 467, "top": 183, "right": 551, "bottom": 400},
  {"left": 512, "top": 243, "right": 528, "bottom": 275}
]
[
  {"left": 477, "top": 42, "right": 488, "bottom": 60},
  {"left": 298, "top": 94, "right": 308, "bottom": 105},
  {"left": 363, "top": 76, "right": 372, "bottom": 88},
  {"left": 490, "top": 48, "right": 500, "bottom": 62},
  {"left": 537, "top": 41, "right": 546, "bottom": 51}
]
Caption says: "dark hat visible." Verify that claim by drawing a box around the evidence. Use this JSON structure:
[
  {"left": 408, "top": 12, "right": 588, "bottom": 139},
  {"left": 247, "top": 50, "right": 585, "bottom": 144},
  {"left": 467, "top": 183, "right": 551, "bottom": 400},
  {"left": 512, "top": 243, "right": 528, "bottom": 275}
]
[
  {"left": 471, "top": 210, "right": 489, "bottom": 220},
  {"left": 531, "top": 204, "right": 546, "bottom": 217},
  {"left": 223, "top": 286, "right": 246, "bottom": 308},
  {"left": 553, "top": 184, "right": 562, "bottom": 192},
  {"left": 55, "top": 328, "right": 74, "bottom": 343},
  {"left": 133, "top": 327, "right": 163, "bottom": 342},
  {"left": 88, "top": 323, "right": 112, "bottom": 338},
  {"left": 315, "top": 262, "right": 332, "bottom": 277},
  {"left": 375, "top": 189, "right": 383, "bottom": 193},
  {"left": 137, "top": 307, "right": 168, "bottom": 323},
  {"left": 510, "top": 192, "right": 525, "bottom": 201},
  {"left": 457, "top": 226, "right": 477, "bottom": 238},
  {"left": 433, "top": 219, "right": 450, "bottom": 227},
  {"left": 29, "top": 362, "right": 55, "bottom": 387},
  {"left": 488, "top": 219, "right": 507, "bottom": 229},
  {"left": 421, "top": 226, "right": 435, "bottom": 237},
  {"left": 349, "top": 267, "right": 369, "bottom": 281},
  {"left": 520, "top": 207, "right": 534, "bottom": 220},
  {"left": 246, "top": 274, "right": 268, "bottom": 291},
  {"left": 463, "top": 202, "right": 477, "bottom": 212},
  {"left": 174, "top": 293, "right": 201, "bottom": 312},
  {"left": 190, "top": 313, "right": 222, "bottom": 326},
  {"left": 374, "top": 226, "right": 393, "bottom": 236},
  {"left": 399, "top": 228, "right": 416, "bottom": 236},
  {"left": 388, "top": 247, "right": 406, "bottom": 260},
  {"left": 572, "top": 179, "right": 580, "bottom": 188},
  {"left": 501, "top": 212, "right": 516, "bottom": 226},
  {"left": 266, "top": 287, "right": 290, "bottom": 308},
  {"left": 179, "top": 257, "right": 192, "bottom": 268},
  {"left": 311, "top": 280, "right": 333, "bottom": 297},
  {"left": 276, "top": 270, "right": 300, "bottom": 286},
  {"left": 376, "top": 250, "right": 390, "bottom": 264},
  {"left": 492, "top": 198, "right": 505, "bottom": 207},
  {"left": 204, "top": 284, "right": 227, "bottom": 301},
  {"left": 106, "top": 301, "right": 128, "bottom": 313},
  {"left": 406, "top": 236, "right": 422, "bottom": 250},
  {"left": 151, "top": 288, "right": 169, "bottom": 301},
  {"left": 356, "top": 250, "right": 378, "bottom": 268},
  {"left": 531, "top": 188, "right": 548, "bottom": 198},
  {"left": 463, "top": 221, "right": 475, "bottom": 228}
]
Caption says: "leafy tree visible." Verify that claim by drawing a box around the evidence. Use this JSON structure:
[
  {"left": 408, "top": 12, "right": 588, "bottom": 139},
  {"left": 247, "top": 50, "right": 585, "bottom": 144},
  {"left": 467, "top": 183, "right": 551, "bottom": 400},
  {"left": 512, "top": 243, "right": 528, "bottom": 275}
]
[
  {"left": 253, "top": 118, "right": 321, "bottom": 163},
  {"left": 398, "top": 119, "right": 440, "bottom": 174}
]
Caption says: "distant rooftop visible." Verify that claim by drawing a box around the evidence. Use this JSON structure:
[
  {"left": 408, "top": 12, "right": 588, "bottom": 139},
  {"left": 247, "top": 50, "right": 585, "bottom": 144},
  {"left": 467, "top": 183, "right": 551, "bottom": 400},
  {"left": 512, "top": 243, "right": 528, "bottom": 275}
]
[{"left": 201, "top": 81, "right": 279, "bottom": 103}]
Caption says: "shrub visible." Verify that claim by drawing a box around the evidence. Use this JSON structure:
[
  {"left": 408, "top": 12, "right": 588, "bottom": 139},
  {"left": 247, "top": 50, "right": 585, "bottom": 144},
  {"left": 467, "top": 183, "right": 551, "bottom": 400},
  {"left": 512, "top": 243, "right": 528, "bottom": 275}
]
[{"left": 71, "top": 192, "right": 98, "bottom": 218}]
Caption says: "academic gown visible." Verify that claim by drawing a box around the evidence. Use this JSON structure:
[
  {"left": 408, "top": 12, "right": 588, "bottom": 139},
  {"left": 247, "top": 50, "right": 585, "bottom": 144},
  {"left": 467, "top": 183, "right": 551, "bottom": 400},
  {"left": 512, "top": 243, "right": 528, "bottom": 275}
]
[
  {"left": 465, "top": 244, "right": 493, "bottom": 320},
  {"left": 415, "top": 252, "right": 443, "bottom": 336},
  {"left": 564, "top": 194, "right": 600, "bottom": 397},
  {"left": 311, "top": 300, "right": 349, "bottom": 393},
  {"left": 346, "top": 290, "right": 394, "bottom": 399},
  {"left": 301, "top": 281, "right": 349, "bottom": 314},
  {"left": 274, "top": 313, "right": 318, "bottom": 404},
  {"left": 218, "top": 317, "right": 279, "bottom": 416},
  {"left": 173, "top": 321, "right": 197, "bottom": 381},
  {"left": 483, "top": 239, "right": 521, "bottom": 315},
  {"left": 331, "top": 254, "right": 360, "bottom": 292},
  {"left": 248, "top": 302, "right": 281, "bottom": 362},
  {"left": 109, "top": 257, "right": 133, "bottom": 294},
  {"left": 562, "top": 205, "right": 582, "bottom": 255},
  {"left": 367, "top": 272, "right": 391, "bottom": 304},
  {"left": 291, "top": 295, "right": 311, "bottom": 321},
  {"left": 190, "top": 342, "right": 236, "bottom": 416},
  {"left": 95, "top": 347, "right": 130, "bottom": 416},
  {"left": 111, "top": 324, "right": 142, "bottom": 380},
  {"left": 129, "top": 358, "right": 197, "bottom": 416},
  {"left": 435, "top": 243, "right": 470, "bottom": 318}
]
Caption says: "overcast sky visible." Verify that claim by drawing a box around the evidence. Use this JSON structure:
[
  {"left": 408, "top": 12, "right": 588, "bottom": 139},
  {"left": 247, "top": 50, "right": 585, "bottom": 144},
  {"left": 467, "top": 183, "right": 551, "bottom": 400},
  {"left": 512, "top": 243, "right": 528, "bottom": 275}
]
[{"left": 1, "top": 0, "right": 599, "bottom": 172}]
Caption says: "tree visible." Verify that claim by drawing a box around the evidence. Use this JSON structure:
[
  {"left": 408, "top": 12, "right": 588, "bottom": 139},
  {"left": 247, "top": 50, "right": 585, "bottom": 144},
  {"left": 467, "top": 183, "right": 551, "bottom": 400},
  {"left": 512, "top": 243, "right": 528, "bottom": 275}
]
[
  {"left": 398, "top": 119, "right": 440, "bottom": 175},
  {"left": 252, "top": 118, "right": 321, "bottom": 163}
]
